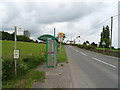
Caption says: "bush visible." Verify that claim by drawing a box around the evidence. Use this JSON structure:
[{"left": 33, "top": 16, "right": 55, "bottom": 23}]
[
  {"left": 77, "top": 45, "right": 96, "bottom": 50},
  {"left": 2, "top": 59, "right": 15, "bottom": 81},
  {"left": 2, "top": 56, "right": 45, "bottom": 82}
]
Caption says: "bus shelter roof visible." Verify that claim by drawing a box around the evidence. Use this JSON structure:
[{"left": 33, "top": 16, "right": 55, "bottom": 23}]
[{"left": 37, "top": 34, "right": 58, "bottom": 41}]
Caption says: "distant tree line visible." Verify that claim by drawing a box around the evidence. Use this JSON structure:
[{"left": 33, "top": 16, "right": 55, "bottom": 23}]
[
  {"left": 83, "top": 41, "right": 97, "bottom": 47},
  {"left": 0, "top": 31, "right": 38, "bottom": 43}
]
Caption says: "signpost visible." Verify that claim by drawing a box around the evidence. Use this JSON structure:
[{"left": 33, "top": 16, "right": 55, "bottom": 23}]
[
  {"left": 14, "top": 26, "right": 17, "bottom": 76},
  {"left": 14, "top": 26, "right": 20, "bottom": 76},
  {"left": 14, "top": 50, "right": 19, "bottom": 59}
]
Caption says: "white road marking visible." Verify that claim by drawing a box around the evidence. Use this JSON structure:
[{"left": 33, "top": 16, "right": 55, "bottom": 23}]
[
  {"left": 75, "top": 49, "right": 87, "bottom": 56},
  {"left": 69, "top": 46, "right": 73, "bottom": 48},
  {"left": 92, "top": 57, "right": 117, "bottom": 68},
  {"left": 80, "top": 52, "right": 87, "bottom": 56},
  {"left": 75, "top": 50, "right": 79, "bottom": 52}
]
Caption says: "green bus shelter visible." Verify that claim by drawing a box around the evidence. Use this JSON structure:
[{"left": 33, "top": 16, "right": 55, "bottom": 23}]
[{"left": 38, "top": 34, "right": 57, "bottom": 67}]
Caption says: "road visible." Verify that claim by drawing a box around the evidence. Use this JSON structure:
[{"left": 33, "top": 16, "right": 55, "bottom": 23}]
[{"left": 65, "top": 45, "right": 118, "bottom": 88}]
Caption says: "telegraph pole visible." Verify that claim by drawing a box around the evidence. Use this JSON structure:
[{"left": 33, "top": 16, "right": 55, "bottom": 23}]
[{"left": 110, "top": 16, "right": 113, "bottom": 49}]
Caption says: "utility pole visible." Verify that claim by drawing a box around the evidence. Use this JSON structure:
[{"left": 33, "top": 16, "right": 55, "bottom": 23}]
[
  {"left": 14, "top": 26, "right": 17, "bottom": 76},
  {"left": 110, "top": 16, "right": 113, "bottom": 49}
]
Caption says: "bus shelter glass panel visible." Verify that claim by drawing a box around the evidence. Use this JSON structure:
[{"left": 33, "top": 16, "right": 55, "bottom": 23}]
[{"left": 47, "top": 38, "right": 57, "bottom": 67}]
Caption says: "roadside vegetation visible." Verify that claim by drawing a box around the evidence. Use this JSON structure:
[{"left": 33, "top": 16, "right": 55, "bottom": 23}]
[
  {"left": 96, "top": 47, "right": 120, "bottom": 52},
  {"left": 3, "top": 70, "right": 45, "bottom": 88},
  {"left": 70, "top": 44, "right": 120, "bottom": 58},
  {"left": 2, "top": 40, "right": 46, "bottom": 88},
  {"left": 57, "top": 44, "right": 67, "bottom": 63}
]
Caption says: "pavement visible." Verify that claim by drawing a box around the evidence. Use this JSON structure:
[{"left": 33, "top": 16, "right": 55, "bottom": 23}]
[
  {"left": 32, "top": 45, "right": 118, "bottom": 88},
  {"left": 32, "top": 63, "right": 72, "bottom": 88}
]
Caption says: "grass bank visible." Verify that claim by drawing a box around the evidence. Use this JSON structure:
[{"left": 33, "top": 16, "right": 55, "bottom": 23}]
[
  {"left": 2, "top": 40, "right": 46, "bottom": 88},
  {"left": 2, "top": 40, "right": 45, "bottom": 60}
]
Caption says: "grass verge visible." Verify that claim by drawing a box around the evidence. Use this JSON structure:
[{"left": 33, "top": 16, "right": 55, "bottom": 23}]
[
  {"left": 57, "top": 45, "right": 67, "bottom": 63},
  {"left": 3, "top": 69, "right": 46, "bottom": 88},
  {"left": 96, "top": 47, "right": 120, "bottom": 52}
]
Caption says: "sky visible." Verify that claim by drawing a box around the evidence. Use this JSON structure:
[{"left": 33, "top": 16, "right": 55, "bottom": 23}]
[{"left": 0, "top": 0, "right": 119, "bottom": 48}]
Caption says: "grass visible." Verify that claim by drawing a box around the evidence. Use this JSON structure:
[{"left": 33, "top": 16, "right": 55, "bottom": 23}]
[
  {"left": 2, "top": 40, "right": 46, "bottom": 60},
  {"left": 2, "top": 40, "right": 68, "bottom": 88},
  {"left": 96, "top": 47, "right": 120, "bottom": 52},
  {"left": 24, "top": 70, "right": 45, "bottom": 88},
  {"left": 2, "top": 40, "right": 46, "bottom": 88},
  {"left": 3, "top": 70, "right": 46, "bottom": 88},
  {"left": 57, "top": 45, "right": 67, "bottom": 63}
]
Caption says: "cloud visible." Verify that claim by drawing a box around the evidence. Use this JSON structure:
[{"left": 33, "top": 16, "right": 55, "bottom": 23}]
[
  {"left": 0, "top": 1, "right": 119, "bottom": 48},
  {"left": 2, "top": 2, "right": 105, "bottom": 24}
]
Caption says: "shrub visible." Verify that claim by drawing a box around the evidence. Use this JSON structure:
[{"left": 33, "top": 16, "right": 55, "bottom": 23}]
[
  {"left": 2, "top": 59, "right": 15, "bottom": 81},
  {"left": 77, "top": 45, "right": 96, "bottom": 50},
  {"left": 2, "top": 56, "right": 45, "bottom": 82}
]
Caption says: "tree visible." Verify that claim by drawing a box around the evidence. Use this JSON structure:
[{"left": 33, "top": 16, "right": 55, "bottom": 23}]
[
  {"left": 83, "top": 41, "right": 89, "bottom": 45},
  {"left": 62, "top": 33, "right": 66, "bottom": 41},
  {"left": 17, "top": 35, "right": 31, "bottom": 42},
  {"left": 1, "top": 31, "right": 14, "bottom": 41},
  {"left": 83, "top": 42, "right": 87, "bottom": 45},
  {"left": 91, "top": 42, "right": 97, "bottom": 47},
  {"left": 1, "top": 31, "right": 35, "bottom": 42},
  {"left": 24, "top": 30, "right": 30, "bottom": 37},
  {"left": 99, "top": 25, "right": 110, "bottom": 48}
]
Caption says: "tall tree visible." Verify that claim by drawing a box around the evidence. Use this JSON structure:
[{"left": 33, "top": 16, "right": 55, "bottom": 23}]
[{"left": 99, "top": 25, "right": 110, "bottom": 48}]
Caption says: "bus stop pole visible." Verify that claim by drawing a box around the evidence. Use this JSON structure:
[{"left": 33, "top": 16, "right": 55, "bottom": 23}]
[
  {"left": 54, "top": 28, "right": 55, "bottom": 37},
  {"left": 54, "top": 28, "right": 56, "bottom": 67},
  {"left": 14, "top": 26, "right": 17, "bottom": 76}
]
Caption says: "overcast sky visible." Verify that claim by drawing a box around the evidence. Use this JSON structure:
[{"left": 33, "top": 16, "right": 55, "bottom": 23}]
[{"left": 0, "top": 0, "right": 119, "bottom": 48}]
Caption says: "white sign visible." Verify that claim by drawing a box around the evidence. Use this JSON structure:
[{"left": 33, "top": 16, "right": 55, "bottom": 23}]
[
  {"left": 102, "top": 41, "right": 106, "bottom": 45},
  {"left": 14, "top": 50, "right": 20, "bottom": 59},
  {"left": 17, "top": 27, "right": 23, "bottom": 35}
]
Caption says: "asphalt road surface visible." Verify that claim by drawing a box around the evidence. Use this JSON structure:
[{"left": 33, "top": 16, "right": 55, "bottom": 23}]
[{"left": 65, "top": 45, "right": 118, "bottom": 88}]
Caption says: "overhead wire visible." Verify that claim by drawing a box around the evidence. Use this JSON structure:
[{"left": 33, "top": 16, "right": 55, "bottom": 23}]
[
  {"left": 80, "top": 14, "right": 120, "bottom": 36},
  {"left": 76, "top": 14, "right": 120, "bottom": 43}
]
